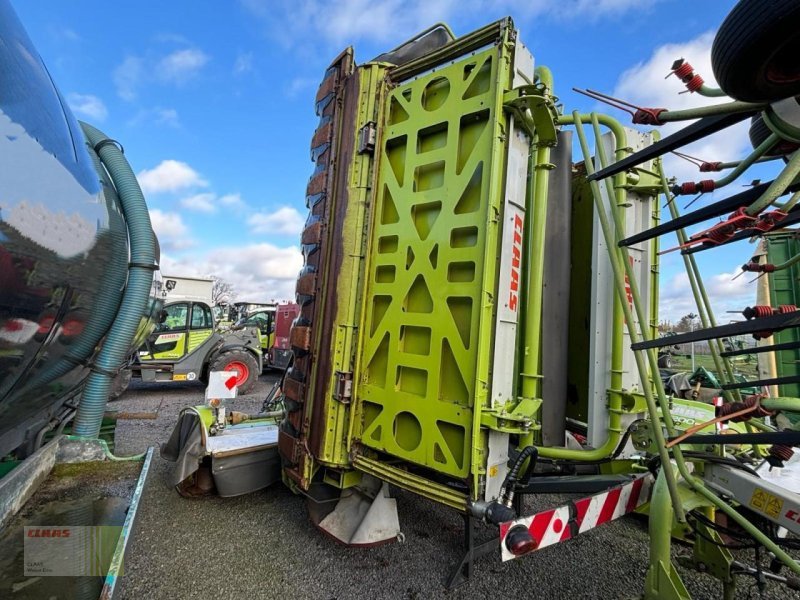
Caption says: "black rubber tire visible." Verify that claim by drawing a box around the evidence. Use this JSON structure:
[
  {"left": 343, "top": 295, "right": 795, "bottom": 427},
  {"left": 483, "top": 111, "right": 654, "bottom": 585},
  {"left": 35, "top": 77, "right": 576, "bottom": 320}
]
[
  {"left": 711, "top": 0, "right": 800, "bottom": 102},
  {"left": 749, "top": 114, "right": 777, "bottom": 154},
  {"left": 657, "top": 354, "right": 672, "bottom": 369},
  {"left": 209, "top": 349, "right": 259, "bottom": 395},
  {"left": 107, "top": 368, "right": 132, "bottom": 402},
  {"left": 749, "top": 113, "right": 800, "bottom": 156}
]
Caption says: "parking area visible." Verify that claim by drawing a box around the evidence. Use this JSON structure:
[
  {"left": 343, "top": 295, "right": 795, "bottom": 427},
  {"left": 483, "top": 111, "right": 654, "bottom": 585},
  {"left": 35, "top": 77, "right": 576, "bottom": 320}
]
[{"left": 112, "top": 374, "right": 792, "bottom": 600}]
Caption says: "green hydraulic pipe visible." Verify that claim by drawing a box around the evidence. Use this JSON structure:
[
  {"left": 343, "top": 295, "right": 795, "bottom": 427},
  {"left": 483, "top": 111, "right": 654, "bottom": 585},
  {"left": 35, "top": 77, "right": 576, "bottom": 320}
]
[
  {"left": 745, "top": 149, "right": 800, "bottom": 216},
  {"left": 695, "top": 83, "right": 726, "bottom": 98},
  {"left": 778, "top": 190, "right": 800, "bottom": 213},
  {"left": 762, "top": 397, "right": 800, "bottom": 413},
  {"left": 703, "top": 133, "right": 780, "bottom": 191},
  {"left": 533, "top": 111, "right": 626, "bottom": 461},
  {"left": 716, "top": 154, "right": 782, "bottom": 171},
  {"left": 748, "top": 418, "right": 776, "bottom": 433},
  {"left": 769, "top": 251, "right": 800, "bottom": 272},
  {"left": 658, "top": 100, "right": 767, "bottom": 123},
  {"left": 583, "top": 113, "right": 800, "bottom": 573},
  {"left": 534, "top": 65, "right": 553, "bottom": 94},
  {"left": 569, "top": 112, "right": 685, "bottom": 520},
  {"left": 577, "top": 114, "right": 800, "bottom": 573},
  {"left": 657, "top": 161, "right": 740, "bottom": 404},
  {"left": 519, "top": 146, "right": 552, "bottom": 405}
]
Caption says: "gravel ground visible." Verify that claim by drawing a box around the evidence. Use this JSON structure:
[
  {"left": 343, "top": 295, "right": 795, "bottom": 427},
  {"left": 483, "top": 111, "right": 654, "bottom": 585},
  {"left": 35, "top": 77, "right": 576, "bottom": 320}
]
[{"left": 113, "top": 375, "right": 800, "bottom": 600}]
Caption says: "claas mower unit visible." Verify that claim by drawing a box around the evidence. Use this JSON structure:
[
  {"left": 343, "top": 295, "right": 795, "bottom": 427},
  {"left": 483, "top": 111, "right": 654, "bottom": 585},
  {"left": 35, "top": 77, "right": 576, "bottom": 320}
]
[{"left": 164, "top": 2, "right": 800, "bottom": 596}]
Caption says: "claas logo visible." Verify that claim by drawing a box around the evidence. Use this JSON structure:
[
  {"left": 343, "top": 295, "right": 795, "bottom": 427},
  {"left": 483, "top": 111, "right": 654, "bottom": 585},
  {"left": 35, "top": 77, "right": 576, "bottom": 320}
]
[
  {"left": 27, "top": 528, "right": 71, "bottom": 538},
  {"left": 508, "top": 214, "right": 524, "bottom": 312}
]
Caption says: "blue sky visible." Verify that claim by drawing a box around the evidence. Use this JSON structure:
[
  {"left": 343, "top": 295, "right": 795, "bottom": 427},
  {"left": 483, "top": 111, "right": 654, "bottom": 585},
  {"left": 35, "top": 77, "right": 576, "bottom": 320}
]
[{"left": 13, "top": 0, "right": 765, "bottom": 322}]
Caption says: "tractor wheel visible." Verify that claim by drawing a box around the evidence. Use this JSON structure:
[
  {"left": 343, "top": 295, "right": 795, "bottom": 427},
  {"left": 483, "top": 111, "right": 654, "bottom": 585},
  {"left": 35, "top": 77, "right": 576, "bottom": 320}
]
[
  {"left": 210, "top": 350, "right": 259, "bottom": 394},
  {"left": 711, "top": 0, "right": 800, "bottom": 102},
  {"left": 657, "top": 354, "right": 672, "bottom": 369},
  {"left": 749, "top": 113, "right": 800, "bottom": 156},
  {"left": 108, "top": 368, "right": 132, "bottom": 402}
]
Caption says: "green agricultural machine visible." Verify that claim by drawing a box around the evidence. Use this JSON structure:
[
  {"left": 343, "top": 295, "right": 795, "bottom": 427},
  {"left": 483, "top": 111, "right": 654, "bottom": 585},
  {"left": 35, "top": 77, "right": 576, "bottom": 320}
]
[
  {"left": 123, "top": 276, "right": 263, "bottom": 395},
  {"left": 164, "top": 2, "right": 800, "bottom": 597}
]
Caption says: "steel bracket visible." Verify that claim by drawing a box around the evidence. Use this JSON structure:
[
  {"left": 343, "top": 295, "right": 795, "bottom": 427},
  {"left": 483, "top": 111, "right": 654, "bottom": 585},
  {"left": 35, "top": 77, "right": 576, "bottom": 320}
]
[
  {"left": 503, "top": 85, "right": 558, "bottom": 145},
  {"left": 333, "top": 371, "right": 353, "bottom": 403},
  {"left": 480, "top": 398, "right": 540, "bottom": 433}
]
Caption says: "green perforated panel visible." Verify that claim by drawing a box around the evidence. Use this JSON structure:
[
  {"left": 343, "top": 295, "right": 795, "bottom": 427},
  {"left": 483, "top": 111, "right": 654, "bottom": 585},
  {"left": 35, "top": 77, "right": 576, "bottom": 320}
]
[{"left": 354, "top": 45, "right": 509, "bottom": 479}]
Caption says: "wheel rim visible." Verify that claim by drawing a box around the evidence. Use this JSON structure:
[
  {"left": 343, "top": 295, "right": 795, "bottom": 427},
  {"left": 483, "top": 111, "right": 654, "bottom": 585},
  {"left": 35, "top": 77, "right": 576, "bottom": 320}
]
[
  {"left": 766, "top": 37, "right": 800, "bottom": 85},
  {"left": 223, "top": 360, "right": 250, "bottom": 386}
]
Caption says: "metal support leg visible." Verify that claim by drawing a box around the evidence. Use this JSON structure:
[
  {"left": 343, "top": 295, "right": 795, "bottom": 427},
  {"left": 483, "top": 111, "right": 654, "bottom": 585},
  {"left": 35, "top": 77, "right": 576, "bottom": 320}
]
[
  {"left": 645, "top": 468, "right": 691, "bottom": 600},
  {"left": 444, "top": 513, "right": 498, "bottom": 589}
]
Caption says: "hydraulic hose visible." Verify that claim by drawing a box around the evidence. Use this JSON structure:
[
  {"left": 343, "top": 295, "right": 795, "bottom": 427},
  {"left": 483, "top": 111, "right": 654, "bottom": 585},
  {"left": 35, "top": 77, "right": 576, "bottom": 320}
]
[
  {"left": 22, "top": 149, "right": 129, "bottom": 390},
  {"left": 73, "top": 122, "right": 156, "bottom": 438},
  {"left": 501, "top": 446, "right": 538, "bottom": 507}
]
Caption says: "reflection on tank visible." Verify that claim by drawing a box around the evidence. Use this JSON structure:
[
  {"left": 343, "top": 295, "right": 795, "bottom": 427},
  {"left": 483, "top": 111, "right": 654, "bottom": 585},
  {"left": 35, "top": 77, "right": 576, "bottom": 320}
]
[{"left": 0, "top": 0, "right": 160, "bottom": 457}]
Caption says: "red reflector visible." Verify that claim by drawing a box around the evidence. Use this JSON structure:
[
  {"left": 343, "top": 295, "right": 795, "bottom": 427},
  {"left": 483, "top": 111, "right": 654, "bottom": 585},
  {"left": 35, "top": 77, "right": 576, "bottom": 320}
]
[
  {"left": 505, "top": 525, "right": 537, "bottom": 556},
  {"left": 5, "top": 319, "right": 23, "bottom": 332},
  {"left": 225, "top": 375, "right": 238, "bottom": 390},
  {"left": 62, "top": 320, "right": 84, "bottom": 336},
  {"left": 37, "top": 316, "right": 55, "bottom": 334}
]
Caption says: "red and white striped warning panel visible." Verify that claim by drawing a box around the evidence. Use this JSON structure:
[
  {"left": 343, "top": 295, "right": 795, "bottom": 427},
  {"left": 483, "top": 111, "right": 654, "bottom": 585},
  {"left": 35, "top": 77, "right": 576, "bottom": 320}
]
[{"left": 499, "top": 473, "right": 654, "bottom": 562}]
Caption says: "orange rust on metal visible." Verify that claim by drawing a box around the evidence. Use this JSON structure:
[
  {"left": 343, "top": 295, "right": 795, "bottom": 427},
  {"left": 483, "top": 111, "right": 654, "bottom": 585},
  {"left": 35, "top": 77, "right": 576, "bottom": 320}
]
[
  {"left": 306, "top": 171, "right": 327, "bottom": 197},
  {"left": 114, "top": 411, "right": 158, "bottom": 420},
  {"left": 287, "top": 410, "right": 303, "bottom": 431},
  {"left": 280, "top": 45, "right": 355, "bottom": 487},
  {"left": 290, "top": 326, "right": 312, "bottom": 352},
  {"left": 278, "top": 431, "right": 300, "bottom": 465},
  {"left": 283, "top": 377, "right": 305, "bottom": 403},
  {"left": 315, "top": 74, "right": 336, "bottom": 104},
  {"left": 295, "top": 272, "right": 317, "bottom": 296},
  {"left": 301, "top": 221, "right": 323, "bottom": 245},
  {"left": 311, "top": 121, "right": 333, "bottom": 149},
  {"left": 306, "top": 67, "right": 358, "bottom": 459}
]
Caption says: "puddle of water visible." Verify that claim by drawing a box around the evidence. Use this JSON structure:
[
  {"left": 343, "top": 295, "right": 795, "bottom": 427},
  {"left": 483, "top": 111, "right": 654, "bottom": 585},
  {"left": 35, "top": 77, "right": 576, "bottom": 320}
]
[{"left": 0, "top": 496, "right": 129, "bottom": 600}]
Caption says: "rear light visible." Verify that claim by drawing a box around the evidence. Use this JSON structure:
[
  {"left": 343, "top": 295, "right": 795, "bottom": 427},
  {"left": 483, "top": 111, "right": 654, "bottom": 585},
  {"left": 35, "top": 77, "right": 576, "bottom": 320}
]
[
  {"left": 62, "top": 319, "right": 84, "bottom": 337},
  {"left": 505, "top": 525, "right": 537, "bottom": 556},
  {"left": 37, "top": 315, "right": 55, "bottom": 334}
]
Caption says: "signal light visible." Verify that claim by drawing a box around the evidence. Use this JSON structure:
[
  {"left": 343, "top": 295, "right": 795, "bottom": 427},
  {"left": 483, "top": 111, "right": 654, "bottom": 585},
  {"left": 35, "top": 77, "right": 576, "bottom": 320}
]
[{"left": 505, "top": 525, "right": 537, "bottom": 556}]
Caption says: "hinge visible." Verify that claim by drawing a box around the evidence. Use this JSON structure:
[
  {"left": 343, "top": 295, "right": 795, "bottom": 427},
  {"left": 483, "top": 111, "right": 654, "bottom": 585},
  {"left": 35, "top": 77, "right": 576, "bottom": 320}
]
[
  {"left": 333, "top": 371, "right": 353, "bottom": 403},
  {"left": 358, "top": 121, "right": 377, "bottom": 154}
]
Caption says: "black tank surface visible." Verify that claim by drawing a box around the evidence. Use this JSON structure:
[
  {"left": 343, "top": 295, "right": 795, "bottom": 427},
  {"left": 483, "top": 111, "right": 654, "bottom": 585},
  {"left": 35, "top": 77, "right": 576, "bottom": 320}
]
[{"left": 0, "top": 1, "right": 157, "bottom": 457}]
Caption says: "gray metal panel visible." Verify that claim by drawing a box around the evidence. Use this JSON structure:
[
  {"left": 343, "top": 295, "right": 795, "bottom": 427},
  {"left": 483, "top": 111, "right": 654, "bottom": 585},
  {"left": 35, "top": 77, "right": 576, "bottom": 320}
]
[
  {"left": 212, "top": 447, "right": 282, "bottom": 497},
  {"left": 484, "top": 40, "right": 534, "bottom": 502},
  {"left": 541, "top": 131, "right": 573, "bottom": 447},
  {"left": 586, "top": 129, "right": 655, "bottom": 450}
]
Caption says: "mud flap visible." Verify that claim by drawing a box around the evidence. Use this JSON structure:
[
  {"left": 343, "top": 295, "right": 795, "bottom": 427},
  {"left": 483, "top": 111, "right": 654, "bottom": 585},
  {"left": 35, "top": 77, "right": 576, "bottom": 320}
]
[{"left": 317, "top": 478, "right": 401, "bottom": 546}]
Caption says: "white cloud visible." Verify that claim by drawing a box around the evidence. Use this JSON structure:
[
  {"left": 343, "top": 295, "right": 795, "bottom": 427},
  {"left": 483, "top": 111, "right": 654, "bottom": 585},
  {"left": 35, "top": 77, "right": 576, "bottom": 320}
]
[
  {"left": 138, "top": 160, "right": 208, "bottom": 194},
  {"left": 128, "top": 107, "right": 180, "bottom": 128},
  {"left": 285, "top": 77, "right": 317, "bottom": 98},
  {"left": 243, "top": 0, "right": 655, "bottom": 48},
  {"left": 149, "top": 209, "right": 194, "bottom": 250},
  {"left": 248, "top": 206, "right": 304, "bottom": 236},
  {"left": 55, "top": 27, "right": 81, "bottom": 42},
  {"left": 180, "top": 192, "right": 218, "bottom": 213},
  {"left": 159, "top": 243, "right": 302, "bottom": 301},
  {"left": 219, "top": 193, "right": 245, "bottom": 208},
  {"left": 233, "top": 52, "right": 253, "bottom": 75},
  {"left": 113, "top": 56, "right": 143, "bottom": 101},
  {"left": 157, "top": 48, "right": 209, "bottom": 84},
  {"left": 177, "top": 192, "right": 247, "bottom": 213},
  {"left": 658, "top": 265, "right": 757, "bottom": 324},
  {"left": 66, "top": 93, "right": 108, "bottom": 121},
  {"left": 154, "top": 108, "right": 180, "bottom": 126},
  {"left": 613, "top": 32, "right": 751, "bottom": 184}
]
